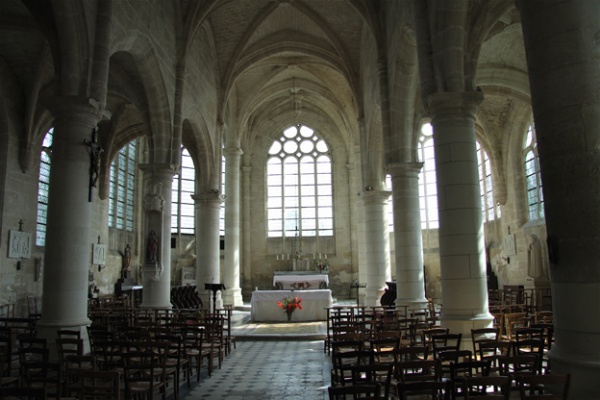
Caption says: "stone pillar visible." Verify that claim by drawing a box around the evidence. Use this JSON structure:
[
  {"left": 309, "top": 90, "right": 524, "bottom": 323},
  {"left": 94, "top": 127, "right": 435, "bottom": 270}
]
[
  {"left": 222, "top": 147, "right": 243, "bottom": 306},
  {"left": 38, "top": 97, "right": 104, "bottom": 352},
  {"left": 193, "top": 192, "right": 224, "bottom": 310},
  {"left": 519, "top": 1, "right": 600, "bottom": 397},
  {"left": 427, "top": 91, "right": 492, "bottom": 333},
  {"left": 138, "top": 164, "right": 174, "bottom": 309},
  {"left": 388, "top": 162, "right": 428, "bottom": 310},
  {"left": 241, "top": 165, "right": 252, "bottom": 291},
  {"left": 361, "top": 190, "right": 392, "bottom": 306}
]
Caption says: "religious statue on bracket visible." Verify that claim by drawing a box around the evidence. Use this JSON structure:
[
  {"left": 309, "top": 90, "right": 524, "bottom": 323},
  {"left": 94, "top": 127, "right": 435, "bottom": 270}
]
[
  {"left": 120, "top": 243, "right": 132, "bottom": 279},
  {"left": 143, "top": 230, "right": 162, "bottom": 281}
]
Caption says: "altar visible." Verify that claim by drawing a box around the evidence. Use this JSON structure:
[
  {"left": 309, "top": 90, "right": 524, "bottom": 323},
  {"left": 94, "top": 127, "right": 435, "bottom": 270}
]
[
  {"left": 273, "top": 273, "right": 329, "bottom": 289},
  {"left": 250, "top": 289, "right": 333, "bottom": 322}
]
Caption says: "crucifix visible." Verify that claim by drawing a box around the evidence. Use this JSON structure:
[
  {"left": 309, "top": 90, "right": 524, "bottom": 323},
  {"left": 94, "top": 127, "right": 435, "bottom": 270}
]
[
  {"left": 84, "top": 128, "right": 104, "bottom": 202},
  {"left": 18, "top": 219, "right": 24, "bottom": 231}
]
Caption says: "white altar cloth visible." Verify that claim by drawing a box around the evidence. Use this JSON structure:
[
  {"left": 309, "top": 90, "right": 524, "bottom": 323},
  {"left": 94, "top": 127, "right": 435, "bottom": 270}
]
[
  {"left": 272, "top": 274, "right": 329, "bottom": 289},
  {"left": 250, "top": 289, "right": 333, "bottom": 322}
]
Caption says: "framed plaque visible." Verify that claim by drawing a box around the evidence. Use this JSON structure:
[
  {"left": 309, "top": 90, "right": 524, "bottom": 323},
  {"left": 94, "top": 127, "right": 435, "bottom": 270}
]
[{"left": 8, "top": 230, "right": 32, "bottom": 259}]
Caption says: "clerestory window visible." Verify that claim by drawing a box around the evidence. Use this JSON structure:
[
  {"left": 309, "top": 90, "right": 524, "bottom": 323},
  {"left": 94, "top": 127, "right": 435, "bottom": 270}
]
[
  {"left": 418, "top": 123, "right": 439, "bottom": 230},
  {"left": 523, "top": 125, "right": 544, "bottom": 221},
  {"left": 36, "top": 128, "right": 53, "bottom": 246},
  {"left": 171, "top": 147, "right": 195, "bottom": 234},
  {"left": 477, "top": 142, "right": 501, "bottom": 221},
  {"left": 108, "top": 140, "right": 137, "bottom": 231}
]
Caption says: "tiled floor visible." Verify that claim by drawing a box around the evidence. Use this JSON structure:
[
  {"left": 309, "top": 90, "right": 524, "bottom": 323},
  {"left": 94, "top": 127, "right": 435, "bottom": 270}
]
[
  {"left": 184, "top": 340, "right": 332, "bottom": 400},
  {"left": 179, "top": 308, "right": 333, "bottom": 400}
]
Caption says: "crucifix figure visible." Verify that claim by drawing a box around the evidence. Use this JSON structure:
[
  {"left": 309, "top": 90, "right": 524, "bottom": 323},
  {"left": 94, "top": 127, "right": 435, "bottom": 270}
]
[{"left": 84, "top": 128, "right": 104, "bottom": 202}]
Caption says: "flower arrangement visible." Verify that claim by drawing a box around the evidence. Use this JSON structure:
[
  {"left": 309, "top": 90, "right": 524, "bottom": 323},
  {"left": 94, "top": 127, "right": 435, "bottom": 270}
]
[{"left": 277, "top": 296, "right": 303, "bottom": 321}]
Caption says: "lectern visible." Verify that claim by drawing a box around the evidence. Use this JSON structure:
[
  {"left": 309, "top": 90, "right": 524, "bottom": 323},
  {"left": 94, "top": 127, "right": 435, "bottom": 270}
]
[{"left": 204, "top": 283, "right": 226, "bottom": 314}]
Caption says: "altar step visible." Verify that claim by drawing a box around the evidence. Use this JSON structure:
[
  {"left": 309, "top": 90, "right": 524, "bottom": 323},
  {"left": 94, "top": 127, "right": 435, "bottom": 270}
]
[{"left": 230, "top": 307, "right": 327, "bottom": 341}]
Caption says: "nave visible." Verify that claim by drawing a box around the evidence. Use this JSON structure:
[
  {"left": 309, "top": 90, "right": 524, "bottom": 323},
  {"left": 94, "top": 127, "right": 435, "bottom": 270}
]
[{"left": 183, "top": 340, "right": 331, "bottom": 400}]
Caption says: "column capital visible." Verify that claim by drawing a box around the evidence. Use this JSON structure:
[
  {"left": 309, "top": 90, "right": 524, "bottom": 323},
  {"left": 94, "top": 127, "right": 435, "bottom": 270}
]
[
  {"left": 223, "top": 147, "right": 243, "bottom": 157},
  {"left": 361, "top": 189, "right": 392, "bottom": 204},
  {"left": 42, "top": 96, "right": 111, "bottom": 124},
  {"left": 138, "top": 163, "right": 177, "bottom": 178},
  {"left": 426, "top": 91, "right": 483, "bottom": 120},
  {"left": 192, "top": 191, "right": 224, "bottom": 205},
  {"left": 388, "top": 162, "right": 424, "bottom": 178}
]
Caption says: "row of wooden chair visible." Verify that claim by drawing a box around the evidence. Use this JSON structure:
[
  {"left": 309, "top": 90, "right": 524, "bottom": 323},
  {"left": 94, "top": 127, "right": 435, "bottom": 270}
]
[{"left": 328, "top": 373, "right": 570, "bottom": 400}]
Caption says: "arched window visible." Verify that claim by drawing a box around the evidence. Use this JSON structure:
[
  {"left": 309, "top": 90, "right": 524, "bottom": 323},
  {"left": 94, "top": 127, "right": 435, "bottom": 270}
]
[
  {"left": 108, "top": 140, "right": 137, "bottom": 231},
  {"left": 171, "top": 147, "right": 195, "bottom": 234},
  {"left": 36, "top": 128, "right": 53, "bottom": 246},
  {"left": 523, "top": 125, "right": 544, "bottom": 220},
  {"left": 386, "top": 175, "right": 394, "bottom": 232},
  {"left": 267, "top": 125, "right": 333, "bottom": 238},
  {"left": 477, "top": 142, "right": 500, "bottom": 221},
  {"left": 220, "top": 155, "right": 225, "bottom": 237},
  {"left": 418, "top": 123, "right": 439, "bottom": 230}
]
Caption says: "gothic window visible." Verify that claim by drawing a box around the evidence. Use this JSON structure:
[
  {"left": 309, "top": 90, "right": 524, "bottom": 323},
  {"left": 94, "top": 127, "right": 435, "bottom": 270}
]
[
  {"left": 220, "top": 155, "right": 225, "bottom": 236},
  {"left": 386, "top": 175, "right": 394, "bottom": 232},
  {"left": 171, "top": 147, "right": 195, "bottom": 234},
  {"left": 267, "top": 125, "right": 333, "bottom": 238},
  {"left": 523, "top": 125, "right": 544, "bottom": 220},
  {"left": 108, "top": 140, "right": 136, "bottom": 231},
  {"left": 477, "top": 142, "right": 501, "bottom": 221},
  {"left": 418, "top": 123, "right": 439, "bottom": 230},
  {"left": 36, "top": 128, "right": 53, "bottom": 246}
]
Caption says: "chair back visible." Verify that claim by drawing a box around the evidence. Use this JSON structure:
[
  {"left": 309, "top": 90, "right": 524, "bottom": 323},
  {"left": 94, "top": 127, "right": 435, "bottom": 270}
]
[
  {"left": 328, "top": 383, "right": 382, "bottom": 400},
  {"left": 517, "top": 373, "right": 570, "bottom": 400}
]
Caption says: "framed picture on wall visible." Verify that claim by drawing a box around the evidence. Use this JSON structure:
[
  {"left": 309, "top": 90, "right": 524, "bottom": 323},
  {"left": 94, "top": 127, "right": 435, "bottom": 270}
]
[{"left": 8, "top": 230, "right": 32, "bottom": 259}]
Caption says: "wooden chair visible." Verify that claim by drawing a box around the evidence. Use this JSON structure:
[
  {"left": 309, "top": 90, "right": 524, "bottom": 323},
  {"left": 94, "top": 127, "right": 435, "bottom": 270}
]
[
  {"left": 462, "top": 375, "right": 512, "bottom": 399},
  {"left": 155, "top": 333, "right": 191, "bottom": 396},
  {"left": 181, "top": 326, "right": 212, "bottom": 380},
  {"left": 516, "top": 373, "right": 570, "bottom": 400},
  {"left": 328, "top": 383, "right": 382, "bottom": 400},
  {"left": 423, "top": 327, "right": 449, "bottom": 353},
  {"left": 122, "top": 350, "right": 166, "bottom": 400},
  {"left": 0, "top": 386, "right": 47, "bottom": 400},
  {"left": 0, "top": 349, "right": 18, "bottom": 388},
  {"left": 77, "top": 369, "right": 121, "bottom": 400},
  {"left": 331, "top": 350, "right": 374, "bottom": 387},
  {"left": 471, "top": 328, "right": 500, "bottom": 356},
  {"left": 397, "top": 379, "right": 452, "bottom": 400},
  {"left": 55, "top": 338, "right": 83, "bottom": 369},
  {"left": 397, "top": 358, "right": 442, "bottom": 384},
  {"left": 351, "top": 363, "right": 393, "bottom": 400},
  {"left": 431, "top": 333, "right": 462, "bottom": 360},
  {"left": 477, "top": 340, "right": 512, "bottom": 376},
  {"left": 503, "top": 313, "right": 528, "bottom": 341}
]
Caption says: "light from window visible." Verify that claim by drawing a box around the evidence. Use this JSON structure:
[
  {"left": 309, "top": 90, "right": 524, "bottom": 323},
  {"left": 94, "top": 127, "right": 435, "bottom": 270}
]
[
  {"left": 171, "top": 147, "right": 195, "bottom": 234},
  {"left": 523, "top": 125, "right": 544, "bottom": 220},
  {"left": 267, "top": 125, "right": 333, "bottom": 238},
  {"left": 36, "top": 128, "right": 53, "bottom": 246},
  {"left": 386, "top": 175, "right": 394, "bottom": 233},
  {"left": 220, "top": 155, "right": 225, "bottom": 236},
  {"left": 108, "top": 140, "right": 136, "bottom": 231},
  {"left": 418, "top": 123, "right": 439, "bottom": 230},
  {"left": 477, "top": 142, "right": 500, "bottom": 221}
]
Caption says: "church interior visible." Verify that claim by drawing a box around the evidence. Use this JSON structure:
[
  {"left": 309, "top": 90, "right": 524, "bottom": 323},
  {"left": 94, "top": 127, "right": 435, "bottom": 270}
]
[{"left": 0, "top": 0, "right": 598, "bottom": 398}]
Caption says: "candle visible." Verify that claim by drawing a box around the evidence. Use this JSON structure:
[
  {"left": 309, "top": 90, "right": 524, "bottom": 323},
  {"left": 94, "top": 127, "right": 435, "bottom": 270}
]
[
  {"left": 319, "top": 253, "right": 322, "bottom": 260},
  {"left": 325, "top": 254, "right": 327, "bottom": 260},
  {"left": 276, "top": 255, "right": 279, "bottom": 261}
]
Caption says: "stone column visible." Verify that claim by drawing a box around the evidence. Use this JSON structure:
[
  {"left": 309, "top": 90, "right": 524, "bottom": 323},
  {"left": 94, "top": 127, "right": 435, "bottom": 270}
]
[
  {"left": 38, "top": 97, "right": 104, "bottom": 350},
  {"left": 193, "top": 192, "right": 224, "bottom": 310},
  {"left": 388, "top": 162, "right": 428, "bottom": 309},
  {"left": 241, "top": 165, "right": 252, "bottom": 291},
  {"left": 222, "top": 147, "right": 243, "bottom": 306},
  {"left": 138, "top": 164, "right": 174, "bottom": 309},
  {"left": 361, "top": 189, "right": 392, "bottom": 306},
  {"left": 427, "top": 91, "right": 492, "bottom": 333},
  {"left": 519, "top": 1, "right": 600, "bottom": 397}
]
